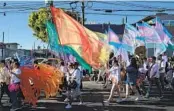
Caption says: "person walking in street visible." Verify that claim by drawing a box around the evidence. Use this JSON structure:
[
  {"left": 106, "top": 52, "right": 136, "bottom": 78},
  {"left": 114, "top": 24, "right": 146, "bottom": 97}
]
[
  {"left": 8, "top": 62, "right": 22, "bottom": 111},
  {"left": 0, "top": 60, "right": 11, "bottom": 107},
  {"left": 65, "top": 62, "right": 82, "bottom": 109},
  {"left": 125, "top": 57, "right": 139, "bottom": 100},
  {"left": 104, "top": 60, "right": 122, "bottom": 103},
  {"left": 145, "top": 56, "right": 163, "bottom": 98},
  {"left": 158, "top": 55, "right": 166, "bottom": 91}
]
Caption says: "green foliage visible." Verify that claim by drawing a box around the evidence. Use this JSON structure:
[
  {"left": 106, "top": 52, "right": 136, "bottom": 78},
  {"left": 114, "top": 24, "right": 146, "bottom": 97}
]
[
  {"left": 28, "top": 8, "right": 49, "bottom": 42},
  {"left": 28, "top": 7, "right": 82, "bottom": 43}
]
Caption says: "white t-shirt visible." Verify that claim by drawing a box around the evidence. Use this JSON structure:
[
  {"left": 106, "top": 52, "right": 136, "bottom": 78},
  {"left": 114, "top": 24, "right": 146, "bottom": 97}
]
[
  {"left": 66, "top": 69, "right": 75, "bottom": 81},
  {"left": 60, "top": 66, "right": 67, "bottom": 74},
  {"left": 109, "top": 66, "right": 121, "bottom": 80},
  {"left": 139, "top": 62, "right": 148, "bottom": 74},
  {"left": 162, "top": 55, "right": 168, "bottom": 63},
  {"left": 143, "top": 62, "right": 148, "bottom": 72},
  {"left": 158, "top": 60, "right": 166, "bottom": 73},
  {"left": 150, "top": 63, "right": 160, "bottom": 78},
  {"left": 11, "top": 68, "right": 21, "bottom": 84},
  {"left": 72, "top": 69, "right": 81, "bottom": 85}
]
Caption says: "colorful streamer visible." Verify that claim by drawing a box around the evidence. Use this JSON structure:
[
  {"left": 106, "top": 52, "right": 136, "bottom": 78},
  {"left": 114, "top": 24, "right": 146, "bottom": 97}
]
[{"left": 20, "top": 64, "right": 63, "bottom": 106}]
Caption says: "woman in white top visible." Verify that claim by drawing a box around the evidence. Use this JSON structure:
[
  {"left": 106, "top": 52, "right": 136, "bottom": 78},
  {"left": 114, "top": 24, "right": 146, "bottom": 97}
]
[
  {"left": 104, "top": 60, "right": 122, "bottom": 103},
  {"left": 9, "top": 62, "right": 22, "bottom": 111}
]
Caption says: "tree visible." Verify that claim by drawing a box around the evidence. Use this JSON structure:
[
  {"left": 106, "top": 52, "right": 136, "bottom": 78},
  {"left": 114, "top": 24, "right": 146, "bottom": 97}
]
[{"left": 28, "top": 7, "right": 82, "bottom": 42}]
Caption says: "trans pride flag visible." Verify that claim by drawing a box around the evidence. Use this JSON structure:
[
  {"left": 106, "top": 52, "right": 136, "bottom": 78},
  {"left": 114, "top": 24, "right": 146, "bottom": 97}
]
[
  {"left": 108, "top": 27, "right": 122, "bottom": 49},
  {"left": 155, "top": 17, "right": 173, "bottom": 46},
  {"left": 122, "top": 24, "right": 141, "bottom": 54},
  {"left": 137, "top": 22, "right": 166, "bottom": 56}
]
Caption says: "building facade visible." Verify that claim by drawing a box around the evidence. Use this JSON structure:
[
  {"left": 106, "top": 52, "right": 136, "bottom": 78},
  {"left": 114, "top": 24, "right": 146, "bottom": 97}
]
[{"left": 0, "top": 43, "right": 31, "bottom": 60}]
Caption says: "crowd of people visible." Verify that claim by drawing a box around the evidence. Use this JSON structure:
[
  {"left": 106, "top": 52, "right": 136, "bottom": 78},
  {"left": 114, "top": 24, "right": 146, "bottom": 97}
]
[
  {"left": 90, "top": 52, "right": 174, "bottom": 104},
  {"left": 57, "top": 52, "right": 174, "bottom": 109},
  {"left": 1, "top": 52, "right": 174, "bottom": 110}
]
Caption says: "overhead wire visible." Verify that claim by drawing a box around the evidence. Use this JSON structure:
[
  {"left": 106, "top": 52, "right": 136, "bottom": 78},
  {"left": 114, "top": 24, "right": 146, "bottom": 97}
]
[
  {"left": 1, "top": 1, "right": 174, "bottom": 16},
  {"left": 92, "top": 1, "right": 172, "bottom": 10}
]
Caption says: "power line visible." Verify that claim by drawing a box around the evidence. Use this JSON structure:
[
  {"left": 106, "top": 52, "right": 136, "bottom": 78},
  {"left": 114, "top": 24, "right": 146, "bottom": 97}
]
[
  {"left": 89, "top": 8, "right": 169, "bottom": 12},
  {"left": 92, "top": 1, "right": 170, "bottom": 10}
]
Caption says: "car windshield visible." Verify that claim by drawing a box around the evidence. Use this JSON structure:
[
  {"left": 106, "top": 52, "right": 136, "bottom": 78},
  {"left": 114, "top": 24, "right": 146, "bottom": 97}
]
[{"left": 35, "top": 59, "right": 44, "bottom": 63}]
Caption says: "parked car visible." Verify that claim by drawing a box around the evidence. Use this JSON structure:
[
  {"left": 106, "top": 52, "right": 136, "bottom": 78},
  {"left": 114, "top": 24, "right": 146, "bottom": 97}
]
[
  {"left": 34, "top": 58, "right": 47, "bottom": 64},
  {"left": 41, "top": 58, "right": 60, "bottom": 67}
]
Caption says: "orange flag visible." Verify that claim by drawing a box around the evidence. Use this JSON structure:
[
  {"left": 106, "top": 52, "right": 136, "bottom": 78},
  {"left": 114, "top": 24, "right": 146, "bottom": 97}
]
[{"left": 50, "top": 6, "right": 110, "bottom": 68}]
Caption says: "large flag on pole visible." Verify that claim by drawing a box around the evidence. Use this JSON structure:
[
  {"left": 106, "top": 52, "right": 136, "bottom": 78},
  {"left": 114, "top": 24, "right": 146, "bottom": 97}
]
[
  {"left": 137, "top": 22, "right": 166, "bottom": 56},
  {"left": 50, "top": 7, "right": 110, "bottom": 68},
  {"left": 46, "top": 20, "right": 91, "bottom": 71},
  {"left": 155, "top": 17, "right": 173, "bottom": 46},
  {"left": 125, "top": 24, "right": 144, "bottom": 48},
  {"left": 108, "top": 27, "right": 122, "bottom": 49},
  {"left": 122, "top": 24, "right": 138, "bottom": 54}
]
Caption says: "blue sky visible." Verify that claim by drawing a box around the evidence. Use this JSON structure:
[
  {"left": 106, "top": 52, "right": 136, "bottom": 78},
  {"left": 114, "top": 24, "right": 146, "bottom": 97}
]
[{"left": 0, "top": 1, "right": 174, "bottom": 49}]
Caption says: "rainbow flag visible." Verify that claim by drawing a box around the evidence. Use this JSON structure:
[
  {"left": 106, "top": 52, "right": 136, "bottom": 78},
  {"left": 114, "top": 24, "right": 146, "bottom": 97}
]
[
  {"left": 50, "top": 7, "right": 110, "bottom": 68},
  {"left": 46, "top": 21, "right": 91, "bottom": 72}
]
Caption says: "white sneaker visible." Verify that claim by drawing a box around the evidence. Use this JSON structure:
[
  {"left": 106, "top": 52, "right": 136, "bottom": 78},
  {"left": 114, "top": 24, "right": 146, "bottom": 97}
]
[
  {"left": 65, "top": 104, "right": 72, "bottom": 109},
  {"left": 64, "top": 98, "right": 69, "bottom": 102},
  {"left": 78, "top": 102, "right": 83, "bottom": 105},
  {"left": 103, "top": 100, "right": 110, "bottom": 104},
  {"left": 116, "top": 98, "right": 122, "bottom": 103},
  {"left": 135, "top": 96, "right": 143, "bottom": 101},
  {"left": 135, "top": 97, "right": 140, "bottom": 101}
]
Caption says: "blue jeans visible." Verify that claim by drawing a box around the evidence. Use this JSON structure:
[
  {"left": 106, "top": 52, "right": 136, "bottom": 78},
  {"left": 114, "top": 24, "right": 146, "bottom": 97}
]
[
  {"left": 10, "top": 83, "right": 22, "bottom": 109},
  {"left": 10, "top": 90, "right": 19, "bottom": 108}
]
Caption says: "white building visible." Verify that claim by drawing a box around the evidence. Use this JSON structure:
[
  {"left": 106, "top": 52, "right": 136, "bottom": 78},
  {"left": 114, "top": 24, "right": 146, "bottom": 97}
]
[{"left": 0, "top": 43, "right": 19, "bottom": 60}]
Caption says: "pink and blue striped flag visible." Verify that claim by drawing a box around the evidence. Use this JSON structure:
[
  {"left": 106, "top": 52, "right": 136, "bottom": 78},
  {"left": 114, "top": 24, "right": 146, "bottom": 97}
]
[
  {"left": 122, "top": 24, "right": 144, "bottom": 54},
  {"left": 137, "top": 22, "right": 166, "bottom": 56},
  {"left": 108, "top": 27, "right": 122, "bottom": 49},
  {"left": 155, "top": 17, "right": 173, "bottom": 46}
]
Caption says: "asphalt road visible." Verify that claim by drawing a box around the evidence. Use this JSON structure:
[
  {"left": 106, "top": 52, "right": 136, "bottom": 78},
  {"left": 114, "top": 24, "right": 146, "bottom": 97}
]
[{"left": 1, "top": 81, "right": 174, "bottom": 111}]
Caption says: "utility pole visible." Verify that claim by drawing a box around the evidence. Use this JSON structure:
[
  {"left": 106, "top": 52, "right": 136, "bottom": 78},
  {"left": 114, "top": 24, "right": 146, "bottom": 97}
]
[
  {"left": 81, "top": 1, "right": 85, "bottom": 25},
  {"left": 2, "top": 32, "right": 4, "bottom": 59},
  {"left": 125, "top": 16, "right": 127, "bottom": 23}
]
